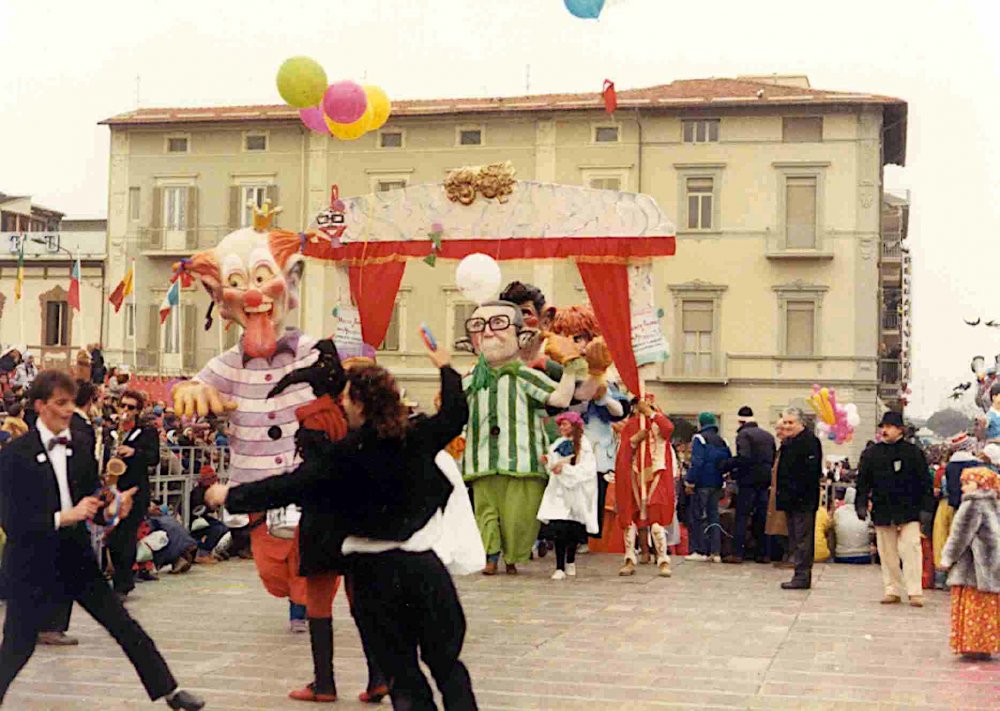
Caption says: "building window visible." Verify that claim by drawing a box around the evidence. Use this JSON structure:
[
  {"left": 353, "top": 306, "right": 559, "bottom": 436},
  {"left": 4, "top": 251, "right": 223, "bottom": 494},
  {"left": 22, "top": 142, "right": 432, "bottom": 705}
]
[
  {"left": 128, "top": 187, "right": 140, "bottom": 221},
  {"left": 594, "top": 125, "right": 619, "bottom": 143},
  {"left": 681, "top": 300, "right": 714, "bottom": 375},
  {"left": 682, "top": 119, "right": 720, "bottom": 143},
  {"left": 686, "top": 177, "right": 714, "bottom": 230},
  {"left": 125, "top": 303, "right": 136, "bottom": 339},
  {"left": 163, "top": 186, "right": 188, "bottom": 231},
  {"left": 244, "top": 133, "right": 268, "bottom": 151},
  {"left": 241, "top": 185, "right": 269, "bottom": 228},
  {"left": 166, "top": 136, "right": 189, "bottom": 153},
  {"left": 588, "top": 176, "right": 622, "bottom": 191},
  {"left": 162, "top": 307, "right": 181, "bottom": 354},
  {"left": 376, "top": 180, "right": 407, "bottom": 192},
  {"left": 379, "top": 130, "right": 403, "bottom": 148},
  {"left": 453, "top": 301, "right": 478, "bottom": 340},
  {"left": 782, "top": 117, "right": 823, "bottom": 143},
  {"left": 378, "top": 304, "right": 401, "bottom": 352},
  {"left": 458, "top": 128, "right": 483, "bottom": 146},
  {"left": 785, "top": 176, "right": 817, "bottom": 248},
  {"left": 785, "top": 301, "right": 816, "bottom": 356},
  {"left": 44, "top": 301, "right": 70, "bottom": 346}
]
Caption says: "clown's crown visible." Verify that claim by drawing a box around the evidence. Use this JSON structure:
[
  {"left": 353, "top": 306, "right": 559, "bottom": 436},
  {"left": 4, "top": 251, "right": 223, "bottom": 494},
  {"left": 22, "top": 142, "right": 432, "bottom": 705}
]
[{"left": 250, "top": 199, "right": 283, "bottom": 232}]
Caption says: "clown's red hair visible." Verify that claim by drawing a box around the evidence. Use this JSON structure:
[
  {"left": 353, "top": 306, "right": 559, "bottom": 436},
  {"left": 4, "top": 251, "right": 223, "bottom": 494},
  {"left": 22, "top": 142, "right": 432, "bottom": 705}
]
[
  {"left": 551, "top": 305, "right": 602, "bottom": 338},
  {"left": 268, "top": 229, "right": 304, "bottom": 269}
]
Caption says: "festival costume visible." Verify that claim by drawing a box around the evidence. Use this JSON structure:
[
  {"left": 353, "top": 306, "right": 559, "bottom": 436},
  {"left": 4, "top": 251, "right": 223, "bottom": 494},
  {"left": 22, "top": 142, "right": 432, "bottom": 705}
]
[
  {"left": 462, "top": 359, "right": 557, "bottom": 565},
  {"left": 614, "top": 410, "right": 676, "bottom": 571},
  {"left": 196, "top": 329, "right": 317, "bottom": 610}
]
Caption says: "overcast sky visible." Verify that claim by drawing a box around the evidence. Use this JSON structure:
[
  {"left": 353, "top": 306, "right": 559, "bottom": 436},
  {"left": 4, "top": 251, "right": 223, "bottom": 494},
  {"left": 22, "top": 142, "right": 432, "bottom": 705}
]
[{"left": 1, "top": 0, "right": 996, "bottom": 416}]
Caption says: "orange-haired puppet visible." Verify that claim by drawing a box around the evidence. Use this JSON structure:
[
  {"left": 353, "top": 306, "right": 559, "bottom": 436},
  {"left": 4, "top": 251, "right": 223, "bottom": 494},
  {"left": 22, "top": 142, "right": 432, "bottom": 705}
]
[
  {"left": 171, "top": 202, "right": 320, "bottom": 631},
  {"left": 547, "top": 305, "right": 630, "bottom": 541}
]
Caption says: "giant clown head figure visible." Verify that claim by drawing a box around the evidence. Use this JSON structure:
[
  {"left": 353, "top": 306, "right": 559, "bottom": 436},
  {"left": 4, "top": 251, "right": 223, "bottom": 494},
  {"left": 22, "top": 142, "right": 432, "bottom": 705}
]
[{"left": 185, "top": 204, "right": 305, "bottom": 360}]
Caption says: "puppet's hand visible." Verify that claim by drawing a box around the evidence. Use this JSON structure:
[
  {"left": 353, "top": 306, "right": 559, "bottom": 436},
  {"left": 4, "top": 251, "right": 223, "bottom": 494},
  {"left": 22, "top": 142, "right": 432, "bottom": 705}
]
[
  {"left": 584, "top": 337, "right": 613, "bottom": 375},
  {"left": 173, "top": 381, "right": 237, "bottom": 418}
]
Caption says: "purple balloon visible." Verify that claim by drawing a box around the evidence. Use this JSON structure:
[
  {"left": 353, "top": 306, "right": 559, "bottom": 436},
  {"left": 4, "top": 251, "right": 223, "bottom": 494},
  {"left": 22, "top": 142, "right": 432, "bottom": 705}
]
[
  {"left": 322, "top": 81, "right": 367, "bottom": 124},
  {"left": 299, "top": 107, "right": 329, "bottom": 135}
]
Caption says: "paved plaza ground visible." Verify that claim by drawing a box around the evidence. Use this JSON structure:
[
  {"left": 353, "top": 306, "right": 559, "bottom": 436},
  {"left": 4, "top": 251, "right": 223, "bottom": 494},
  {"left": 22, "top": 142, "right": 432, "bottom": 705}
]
[{"left": 4, "top": 553, "right": 997, "bottom": 710}]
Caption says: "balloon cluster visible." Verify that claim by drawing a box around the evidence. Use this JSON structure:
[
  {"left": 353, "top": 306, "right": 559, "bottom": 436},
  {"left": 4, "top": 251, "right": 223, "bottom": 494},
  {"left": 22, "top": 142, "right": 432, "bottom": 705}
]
[
  {"left": 276, "top": 57, "right": 391, "bottom": 141},
  {"left": 807, "top": 384, "right": 859, "bottom": 445}
]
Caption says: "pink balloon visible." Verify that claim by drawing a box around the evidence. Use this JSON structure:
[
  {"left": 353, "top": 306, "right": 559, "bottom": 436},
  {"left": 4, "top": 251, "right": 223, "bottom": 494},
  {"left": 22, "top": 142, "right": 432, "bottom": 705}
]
[
  {"left": 299, "top": 107, "right": 329, "bottom": 135},
  {"left": 322, "top": 81, "right": 368, "bottom": 124}
]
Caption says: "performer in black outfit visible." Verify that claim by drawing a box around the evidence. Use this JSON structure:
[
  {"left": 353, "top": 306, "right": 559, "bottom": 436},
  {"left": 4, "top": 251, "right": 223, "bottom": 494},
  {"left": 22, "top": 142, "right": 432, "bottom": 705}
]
[
  {"left": 0, "top": 370, "right": 203, "bottom": 709},
  {"left": 208, "top": 342, "right": 477, "bottom": 711},
  {"left": 105, "top": 389, "right": 158, "bottom": 599}
]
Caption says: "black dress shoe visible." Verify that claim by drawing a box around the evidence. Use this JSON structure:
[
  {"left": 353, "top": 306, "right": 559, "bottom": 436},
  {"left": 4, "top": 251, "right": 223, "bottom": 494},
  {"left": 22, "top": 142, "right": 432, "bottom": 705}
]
[
  {"left": 780, "top": 580, "right": 811, "bottom": 590},
  {"left": 166, "top": 689, "right": 205, "bottom": 710}
]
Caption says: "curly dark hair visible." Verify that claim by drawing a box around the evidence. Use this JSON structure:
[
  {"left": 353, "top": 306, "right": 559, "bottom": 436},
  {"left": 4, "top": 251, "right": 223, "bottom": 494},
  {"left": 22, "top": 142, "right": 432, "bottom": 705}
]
[
  {"left": 346, "top": 365, "right": 409, "bottom": 441},
  {"left": 499, "top": 281, "right": 545, "bottom": 315}
]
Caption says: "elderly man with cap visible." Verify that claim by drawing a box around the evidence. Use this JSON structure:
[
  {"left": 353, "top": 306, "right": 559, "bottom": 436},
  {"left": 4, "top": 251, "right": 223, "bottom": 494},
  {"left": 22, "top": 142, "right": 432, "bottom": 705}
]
[
  {"left": 856, "top": 411, "right": 934, "bottom": 606},
  {"left": 721, "top": 406, "right": 776, "bottom": 564}
]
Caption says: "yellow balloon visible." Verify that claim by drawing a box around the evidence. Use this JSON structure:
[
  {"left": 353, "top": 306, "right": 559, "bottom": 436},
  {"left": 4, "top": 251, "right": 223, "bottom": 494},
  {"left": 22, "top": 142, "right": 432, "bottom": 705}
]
[
  {"left": 276, "top": 56, "right": 327, "bottom": 109},
  {"left": 325, "top": 102, "right": 373, "bottom": 141},
  {"left": 363, "top": 85, "right": 392, "bottom": 130}
]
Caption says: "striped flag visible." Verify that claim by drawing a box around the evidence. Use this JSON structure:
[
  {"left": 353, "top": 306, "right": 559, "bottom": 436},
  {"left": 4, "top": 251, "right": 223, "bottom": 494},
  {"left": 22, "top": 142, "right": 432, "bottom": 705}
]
[
  {"left": 68, "top": 255, "right": 82, "bottom": 311},
  {"left": 159, "top": 278, "right": 180, "bottom": 324},
  {"left": 13, "top": 237, "right": 24, "bottom": 302},
  {"left": 108, "top": 263, "right": 135, "bottom": 313}
]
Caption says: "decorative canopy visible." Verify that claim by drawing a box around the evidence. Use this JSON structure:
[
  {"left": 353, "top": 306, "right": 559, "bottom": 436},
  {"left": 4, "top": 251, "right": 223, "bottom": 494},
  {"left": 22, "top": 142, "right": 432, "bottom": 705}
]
[
  {"left": 302, "top": 179, "right": 676, "bottom": 264},
  {"left": 303, "top": 179, "right": 677, "bottom": 396}
]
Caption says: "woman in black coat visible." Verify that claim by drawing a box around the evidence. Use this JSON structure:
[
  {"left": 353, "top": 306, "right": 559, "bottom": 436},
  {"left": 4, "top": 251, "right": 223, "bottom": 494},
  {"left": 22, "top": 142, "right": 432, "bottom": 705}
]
[{"left": 208, "top": 344, "right": 477, "bottom": 711}]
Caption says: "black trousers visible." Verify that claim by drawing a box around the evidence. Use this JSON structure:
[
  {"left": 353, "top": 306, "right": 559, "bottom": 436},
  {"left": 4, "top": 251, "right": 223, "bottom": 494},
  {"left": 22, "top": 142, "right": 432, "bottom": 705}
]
[
  {"left": 107, "top": 506, "right": 144, "bottom": 595},
  {"left": 349, "top": 551, "right": 477, "bottom": 711},
  {"left": 590, "top": 473, "right": 610, "bottom": 539},
  {"left": 41, "top": 600, "right": 72, "bottom": 633},
  {"left": 733, "top": 485, "right": 770, "bottom": 559},
  {"left": 785, "top": 510, "right": 816, "bottom": 584},
  {"left": 0, "top": 578, "right": 177, "bottom": 703}
]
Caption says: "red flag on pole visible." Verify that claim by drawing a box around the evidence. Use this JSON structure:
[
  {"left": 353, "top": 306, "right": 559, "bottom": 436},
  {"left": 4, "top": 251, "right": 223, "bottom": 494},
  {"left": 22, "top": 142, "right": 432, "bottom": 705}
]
[
  {"left": 602, "top": 79, "right": 617, "bottom": 114},
  {"left": 68, "top": 256, "right": 81, "bottom": 311}
]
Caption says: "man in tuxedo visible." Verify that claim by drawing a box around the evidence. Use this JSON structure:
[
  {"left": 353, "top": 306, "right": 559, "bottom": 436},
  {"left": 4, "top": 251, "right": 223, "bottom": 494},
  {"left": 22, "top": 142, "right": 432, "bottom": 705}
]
[
  {"left": 0, "top": 370, "right": 204, "bottom": 709},
  {"left": 105, "top": 389, "right": 158, "bottom": 599},
  {"left": 36, "top": 379, "right": 102, "bottom": 647}
]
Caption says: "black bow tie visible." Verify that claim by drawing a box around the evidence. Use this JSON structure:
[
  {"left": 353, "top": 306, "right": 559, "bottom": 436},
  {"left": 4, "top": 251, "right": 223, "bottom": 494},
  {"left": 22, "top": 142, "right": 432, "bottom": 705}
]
[{"left": 47, "top": 436, "right": 70, "bottom": 451}]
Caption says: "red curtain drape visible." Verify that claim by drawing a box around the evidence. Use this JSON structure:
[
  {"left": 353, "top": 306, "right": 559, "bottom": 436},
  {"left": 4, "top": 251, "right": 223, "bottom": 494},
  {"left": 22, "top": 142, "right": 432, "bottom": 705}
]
[
  {"left": 348, "top": 262, "right": 407, "bottom": 349},
  {"left": 576, "top": 261, "right": 640, "bottom": 396}
]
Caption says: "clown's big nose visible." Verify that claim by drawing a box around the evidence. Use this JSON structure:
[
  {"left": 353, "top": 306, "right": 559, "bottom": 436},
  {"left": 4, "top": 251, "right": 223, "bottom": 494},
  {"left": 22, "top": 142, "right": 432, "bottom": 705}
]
[{"left": 242, "top": 289, "right": 277, "bottom": 359}]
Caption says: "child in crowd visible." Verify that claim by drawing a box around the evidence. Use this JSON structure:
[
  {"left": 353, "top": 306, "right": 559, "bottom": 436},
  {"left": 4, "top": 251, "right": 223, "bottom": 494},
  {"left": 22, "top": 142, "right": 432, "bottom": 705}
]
[
  {"left": 537, "top": 411, "right": 599, "bottom": 580},
  {"left": 939, "top": 467, "right": 1000, "bottom": 660}
]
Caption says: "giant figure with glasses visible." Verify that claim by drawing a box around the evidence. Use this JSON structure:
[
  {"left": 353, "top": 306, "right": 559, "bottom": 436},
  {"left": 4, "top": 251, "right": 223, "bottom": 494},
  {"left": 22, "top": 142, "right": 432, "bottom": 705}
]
[{"left": 459, "top": 301, "right": 583, "bottom": 575}]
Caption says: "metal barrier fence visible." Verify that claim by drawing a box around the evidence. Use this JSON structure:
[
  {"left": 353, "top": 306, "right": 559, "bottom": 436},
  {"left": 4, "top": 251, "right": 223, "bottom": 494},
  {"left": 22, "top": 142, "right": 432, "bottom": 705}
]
[{"left": 149, "top": 445, "right": 231, "bottom": 529}]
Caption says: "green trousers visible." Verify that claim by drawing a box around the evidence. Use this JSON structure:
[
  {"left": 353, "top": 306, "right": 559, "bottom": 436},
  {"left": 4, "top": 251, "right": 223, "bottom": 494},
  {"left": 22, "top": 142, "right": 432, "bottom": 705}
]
[{"left": 472, "top": 475, "right": 546, "bottom": 564}]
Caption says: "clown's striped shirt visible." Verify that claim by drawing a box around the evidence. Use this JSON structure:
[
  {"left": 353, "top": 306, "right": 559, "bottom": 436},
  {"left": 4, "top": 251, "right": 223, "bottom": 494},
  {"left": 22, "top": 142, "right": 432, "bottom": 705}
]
[{"left": 461, "top": 362, "right": 556, "bottom": 483}]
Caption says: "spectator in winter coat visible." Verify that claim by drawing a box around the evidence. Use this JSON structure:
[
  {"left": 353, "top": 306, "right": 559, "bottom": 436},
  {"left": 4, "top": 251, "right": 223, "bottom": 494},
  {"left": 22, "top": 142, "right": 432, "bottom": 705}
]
[
  {"left": 721, "top": 406, "right": 776, "bottom": 563},
  {"left": 946, "top": 433, "right": 980, "bottom": 510},
  {"left": 89, "top": 344, "right": 106, "bottom": 385},
  {"left": 834, "top": 488, "right": 873, "bottom": 563},
  {"left": 684, "top": 413, "right": 731, "bottom": 562},
  {"left": 776, "top": 407, "right": 823, "bottom": 590},
  {"left": 856, "top": 411, "right": 934, "bottom": 606}
]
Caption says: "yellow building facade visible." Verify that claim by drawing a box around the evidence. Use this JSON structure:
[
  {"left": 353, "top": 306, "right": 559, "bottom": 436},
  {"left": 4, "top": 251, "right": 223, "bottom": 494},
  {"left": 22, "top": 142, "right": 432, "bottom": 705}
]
[{"left": 101, "top": 76, "right": 907, "bottom": 461}]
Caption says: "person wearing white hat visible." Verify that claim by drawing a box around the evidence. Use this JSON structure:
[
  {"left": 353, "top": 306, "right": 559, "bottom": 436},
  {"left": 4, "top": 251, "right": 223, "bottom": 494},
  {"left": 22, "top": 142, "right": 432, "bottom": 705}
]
[{"left": 12, "top": 353, "right": 37, "bottom": 390}]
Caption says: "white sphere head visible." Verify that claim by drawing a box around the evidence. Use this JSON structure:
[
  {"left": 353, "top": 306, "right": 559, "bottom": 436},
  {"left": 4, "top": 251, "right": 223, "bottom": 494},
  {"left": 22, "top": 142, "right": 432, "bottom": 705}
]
[{"left": 455, "top": 253, "right": 502, "bottom": 305}]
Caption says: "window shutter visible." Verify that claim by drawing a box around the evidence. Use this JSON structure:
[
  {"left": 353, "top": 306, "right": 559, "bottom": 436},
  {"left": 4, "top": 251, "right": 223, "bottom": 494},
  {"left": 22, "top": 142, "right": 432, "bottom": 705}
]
[
  {"left": 786, "top": 301, "right": 815, "bottom": 356},
  {"left": 266, "top": 185, "right": 280, "bottom": 227},
  {"left": 147, "top": 304, "right": 160, "bottom": 369},
  {"left": 149, "top": 187, "right": 163, "bottom": 249},
  {"left": 185, "top": 187, "right": 199, "bottom": 248},
  {"left": 228, "top": 186, "right": 241, "bottom": 232},
  {"left": 183, "top": 303, "right": 197, "bottom": 371},
  {"left": 785, "top": 177, "right": 817, "bottom": 248}
]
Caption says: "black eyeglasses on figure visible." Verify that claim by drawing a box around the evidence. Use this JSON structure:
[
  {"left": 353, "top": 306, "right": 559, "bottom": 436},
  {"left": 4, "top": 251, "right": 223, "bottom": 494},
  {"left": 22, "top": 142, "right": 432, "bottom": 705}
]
[
  {"left": 122, "top": 403, "right": 138, "bottom": 411},
  {"left": 465, "top": 315, "right": 513, "bottom": 334}
]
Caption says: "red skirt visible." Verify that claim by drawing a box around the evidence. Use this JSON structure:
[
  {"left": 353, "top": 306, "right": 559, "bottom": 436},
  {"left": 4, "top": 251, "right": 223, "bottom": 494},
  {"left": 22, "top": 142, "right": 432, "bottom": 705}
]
[{"left": 950, "top": 585, "right": 1000, "bottom": 655}]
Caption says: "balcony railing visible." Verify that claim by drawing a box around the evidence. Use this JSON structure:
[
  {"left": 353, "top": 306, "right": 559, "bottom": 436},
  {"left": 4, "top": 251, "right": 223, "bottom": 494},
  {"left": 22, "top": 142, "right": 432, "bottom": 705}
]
[
  {"left": 881, "top": 311, "right": 901, "bottom": 331},
  {"left": 881, "top": 240, "right": 902, "bottom": 260},
  {"left": 879, "top": 359, "right": 902, "bottom": 385}
]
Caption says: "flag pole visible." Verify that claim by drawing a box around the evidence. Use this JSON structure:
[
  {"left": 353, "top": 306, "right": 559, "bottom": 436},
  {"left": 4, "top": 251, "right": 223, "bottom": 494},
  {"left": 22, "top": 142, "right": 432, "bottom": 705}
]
[
  {"left": 131, "top": 258, "right": 138, "bottom": 372},
  {"left": 75, "top": 249, "right": 82, "bottom": 354},
  {"left": 177, "top": 276, "right": 183, "bottom": 376},
  {"left": 17, "top": 236, "right": 24, "bottom": 346}
]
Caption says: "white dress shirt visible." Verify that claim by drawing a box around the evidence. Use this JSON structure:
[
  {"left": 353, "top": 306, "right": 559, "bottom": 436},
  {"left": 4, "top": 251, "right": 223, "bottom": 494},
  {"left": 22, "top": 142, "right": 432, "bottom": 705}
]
[{"left": 37, "top": 420, "right": 74, "bottom": 529}]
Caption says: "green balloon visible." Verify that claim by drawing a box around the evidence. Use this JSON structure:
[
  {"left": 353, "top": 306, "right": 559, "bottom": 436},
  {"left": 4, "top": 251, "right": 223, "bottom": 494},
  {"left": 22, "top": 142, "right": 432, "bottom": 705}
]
[{"left": 276, "top": 57, "right": 327, "bottom": 109}]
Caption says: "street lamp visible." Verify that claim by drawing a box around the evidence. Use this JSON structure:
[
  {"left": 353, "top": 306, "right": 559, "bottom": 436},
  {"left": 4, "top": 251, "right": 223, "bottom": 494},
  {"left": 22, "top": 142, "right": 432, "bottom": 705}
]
[{"left": 30, "top": 235, "right": 73, "bottom": 259}]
